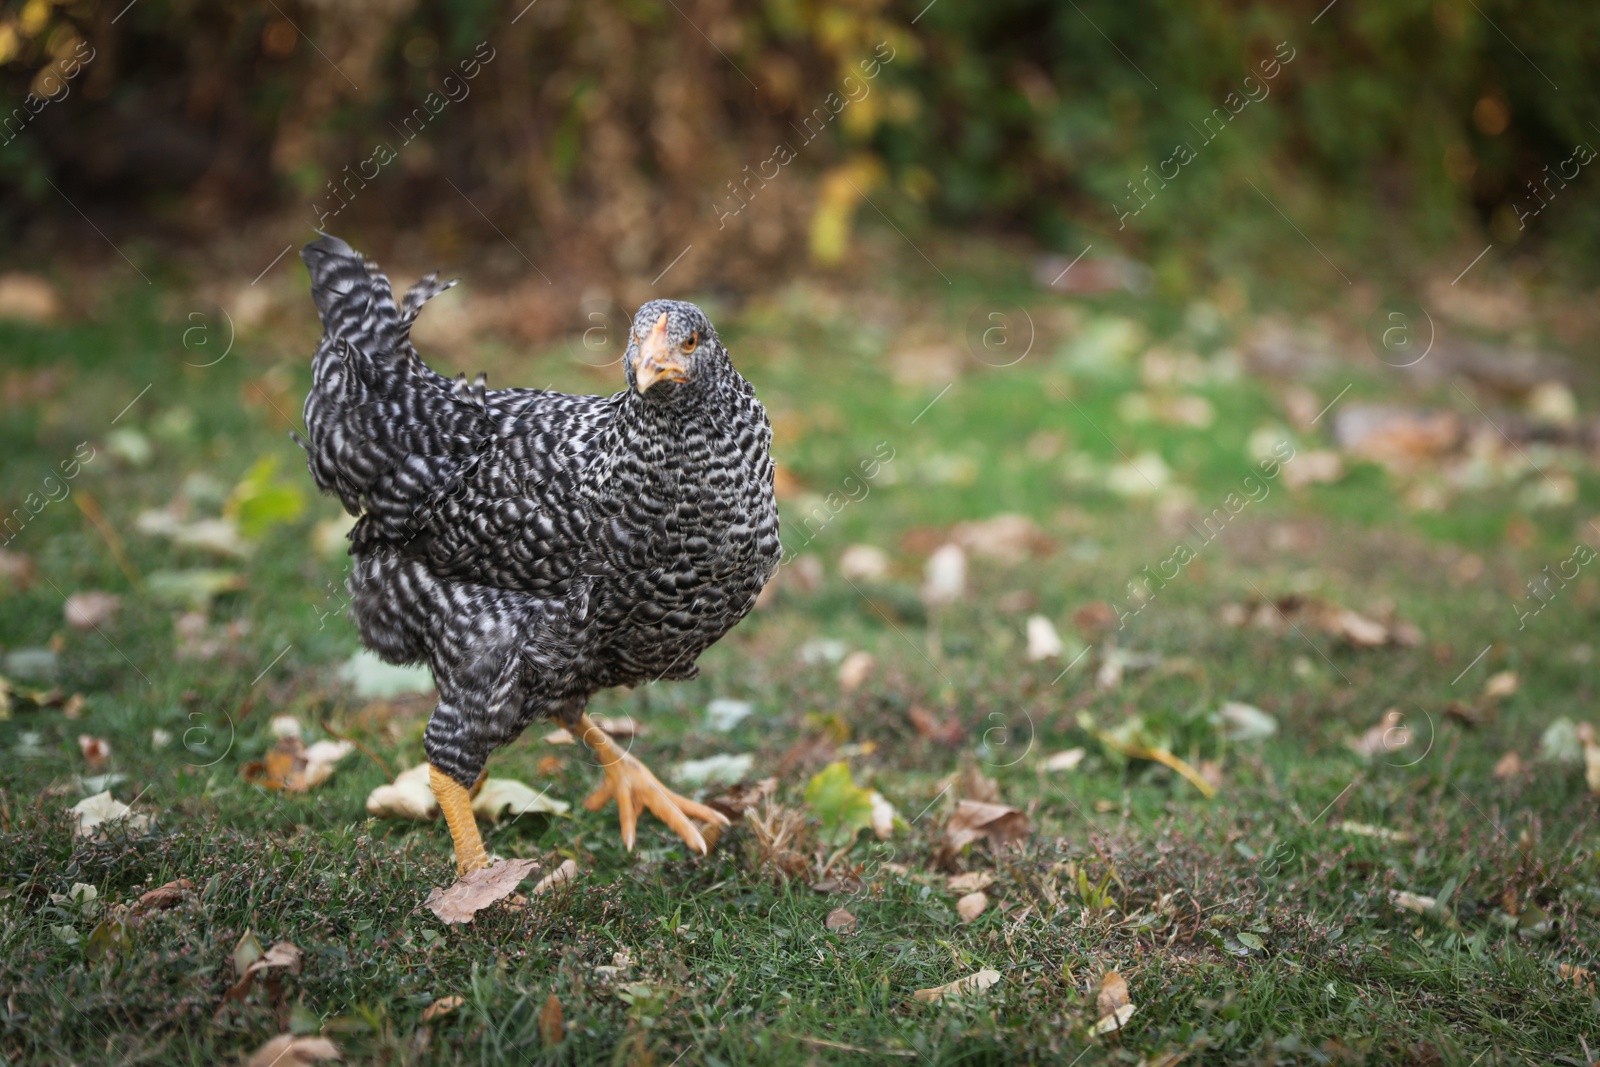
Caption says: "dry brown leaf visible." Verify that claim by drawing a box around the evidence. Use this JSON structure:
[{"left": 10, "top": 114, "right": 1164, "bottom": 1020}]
[
  {"left": 223, "top": 939, "right": 302, "bottom": 1005},
  {"left": 133, "top": 878, "right": 193, "bottom": 916},
  {"left": 707, "top": 776, "right": 778, "bottom": 819},
  {"left": 242, "top": 735, "right": 353, "bottom": 793},
  {"left": 1042, "top": 748, "right": 1086, "bottom": 772},
  {"left": 1072, "top": 600, "right": 1119, "bottom": 638},
  {"left": 1390, "top": 890, "right": 1436, "bottom": 914},
  {"left": 913, "top": 968, "right": 1002, "bottom": 1004},
  {"left": 246, "top": 1035, "right": 340, "bottom": 1067},
  {"left": 949, "top": 513, "right": 1050, "bottom": 565},
  {"left": 425, "top": 858, "right": 542, "bottom": 924},
  {"left": 1093, "top": 970, "right": 1137, "bottom": 1034},
  {"left": 1348, "top": 708, "right": 1410, "bottom": 758},
  {"left": 825, "top": 907, "right": 857, "bottom": 933},
  {"left": 77, "top": 734, "right": 111, "bottom": 770},
  {"left": 1482, "top": 670, "right": 1519, "bottom": 701},
  {"left": 531, "top": 858, "right": 578, "bottom": 896},
  {"left": 420, "top": 995, "right": 464, "bottom": 1022},
  {"left": 947, "top": 871, "right": 993, "bottom": 893},
  {"left": 539, "top": 993, "right": 565, "bottom": 1046},
  {"left": 945, "top": 799, "right": 1031, "bottom": 851},
  {"left": 1324, "top": 606, "right": 1388, "bottom": 648},
  {"left": 1578, "top": 723, "right": 1600, "bottom": 794},
  {"left": 837, "top": 651, "right": 875, "bottom": 694},
  {"left": 908, "top": 705, "right": 965, "bottom": 745},
  {"left": 1558, "top": 963, "right": 1594, "bottom": 991},
  {"left": 957, "top": 891, "right": 988, "bottom": 922},
  {"left": 64, "top": 591, "right": 120, "bottom": 631},
  {"left": 1493, "top": 751, "right": 1525, "bottom": 779}
]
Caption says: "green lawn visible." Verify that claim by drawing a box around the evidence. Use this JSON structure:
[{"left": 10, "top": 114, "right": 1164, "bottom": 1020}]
[{"left": 1, "top": 243, "right": 1597, "bottom": 1065}]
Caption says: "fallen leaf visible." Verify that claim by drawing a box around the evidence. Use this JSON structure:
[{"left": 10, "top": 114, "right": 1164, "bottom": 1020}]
[
  {"left": 1493, "top": 751, "right": 1525, "bottom": 778},
  {"left": 1042, "top": 748, "right": 1086, "bottom": 772},
  {"left": 1390, "top": 890, "right": 1436, "bottom": 914},
  {"left": 913, "top": 968, "right": 1002, "bottom": 1004},
  {"left": 1332, "top": 404, "right": 1463, "bottom": 473},
  {"left": 1325, "top": 606, "right": 1388, "bottom": 648},
  {"left": 945, "top": 799, "right": 1031, "bottom": 851},
  {"left": 949, "top": 514, "right": 1049, "bottom": 565},
  {"left": 1578, "top": 723, "right": 1600, "bottom": 794},
  {"left": 242, "top": 735, "right": 353, "bottom": 792},
  {"left": 68, "top": 791, "right": 151, "bottom": 839},
  {"left": 826, "top": 907, "right": 857, "bottom": 933},
  {"left": 947, "top": 871, "right": 994, "bottom": 893},
  {"left": 1280, "top": 449, "right": 1344, "bottom": 490},
  {"left": 921, "top": 543, "right": 967, "bottom": 605},
  {"left": 0, "top": 272, "right": 60, "bottom": 321},
  {"left": 472, "top": 779, "right": 570, "bottom": 822},
  {"left": 246, "top": 1035, "right": 340, "bottom": 1067},
  {"left": 838, "top": 544, "right": 891, "bottom": 582},
  {"left": 1095, "top": 729, "right": 1216, "bottom": 798},
  {"left": 673, "top": 752, "right": 754, "bottom": 788},
  {"left": 805, "top": 761, "right": 877, "bottom": 846},
  {"left": 539, "top": 993, "right": 565, "bottom": 1045},
  {"left": 135, "top": 509, "right": 250, "bottom": 559},
  {"left": 531, "top": 858, "right": 578, "bottom": 896},
  {"left": 337, "top": 650, "right": 435, "bottom": 699},
  {"left": 837, "top": 651, "right": 876, "bottom": 693},
  {"left": 1348, "top": 708, "right": 1410, "bottom": 758},
  {"left": 1217, "top": 701, "right": 1277, "bottom": 742},
  {"left": 1093, "top": 970, "right": 1137, "bottom": 1034},
  {"left": 132, "top": 878, "right": 193, "bottom": 917},
  {"left": 868, "top": 791, "right": 901, "bottom": 841},
  {"left": 1105, "top": 451, "right": 1171, "bottom": 497},
  {"left": 425, "top": 858, "right": 542, "bottom": 924},
  {"left": 64, "top": 592, "right": 120, "bottom": 631},
  {"left": 908, "top": 705, "right": 965, "bottom": 745},
  {"left": 223, "top": 937, "right": 303, "bottom": 1004},
  {"left": 1558, "top": 963, "right": 1594, "bottom": 992},
  {"left": 705, "top": 698, "right": 753, "bottom": 732},
  {"left": 420, "top": 995, "right": 463, "bottom": 1022},
  {"left": 366, "top": 764, "right": 440, "bottom": 820},
  {"left": 1483, "top": 671, "right": 1519, "bottom": 701},
  {"left": 1025, "top": 615, "right": 1064, "bottom": 661},
  {"left": 1072, "top": 600, "right": 1119, "bottom": 637},
  {"left": 145, "top": 568, "right": 246, "bottom": 609},
  {"left": 957, "top": 891, "right": 988, "bottom": 922},
  {"left": 1538, "top": 718, "right": 1585, "bottom": 763},
  {"left": 706, "top": 777, "right": 778, "bottom": 819},
  {"left": 232, "top": 929, "right": 263, "bottom": 977},
  {"left": 1335, "top": 821, "right": 1412, "bottom": 843},
  {"left": 77, "top": 734, "right": 111, "bottom": 769}
]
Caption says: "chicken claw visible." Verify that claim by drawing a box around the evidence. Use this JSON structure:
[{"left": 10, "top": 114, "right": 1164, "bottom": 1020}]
[{"left": 577, "top": 714, "right": 729, "bottom": 854}]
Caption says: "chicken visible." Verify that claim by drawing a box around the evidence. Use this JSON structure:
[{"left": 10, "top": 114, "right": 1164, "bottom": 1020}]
[{"left": 297, "top": 236, "right": 780, "bottom": 873}]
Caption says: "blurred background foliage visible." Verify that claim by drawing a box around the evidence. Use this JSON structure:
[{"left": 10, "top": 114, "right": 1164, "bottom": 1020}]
[{"left": 1, "top": 0, "right": 1596, "bottom": 296}]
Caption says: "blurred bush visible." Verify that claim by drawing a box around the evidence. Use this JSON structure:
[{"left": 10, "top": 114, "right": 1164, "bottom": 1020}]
[{"left": 1, "top": 0, "right": 1596, "bottom": 288}]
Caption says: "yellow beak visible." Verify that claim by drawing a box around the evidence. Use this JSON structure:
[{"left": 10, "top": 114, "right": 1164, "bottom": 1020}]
[{"left": 634, "top": 312, "right": 689, "bottom": 393}]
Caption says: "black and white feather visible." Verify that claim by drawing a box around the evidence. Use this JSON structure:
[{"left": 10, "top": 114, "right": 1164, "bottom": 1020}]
[{"left": 299, "top": 236, "right": 780, "bottom": 788}]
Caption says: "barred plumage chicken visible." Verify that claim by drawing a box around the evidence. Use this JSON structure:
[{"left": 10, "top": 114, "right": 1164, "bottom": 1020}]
[{"left": 298, "top": 236, "right": 780, "bottom": 872}]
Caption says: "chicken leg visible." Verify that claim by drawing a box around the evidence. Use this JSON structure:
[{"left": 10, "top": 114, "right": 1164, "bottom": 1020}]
[
  {"left": 577, "top": 714, "right": 729, "bottom": 853},
  {"left": 431, "top": 765, "right": 490, "bottom": 875}
]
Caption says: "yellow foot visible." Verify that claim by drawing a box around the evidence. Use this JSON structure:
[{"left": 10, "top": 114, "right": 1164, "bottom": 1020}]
[
  {"left": 577, "top": 714, "right": 730, "bottom": 854},
  {"left": 430, "top": 764, "right": 490, "bottom": 876}
]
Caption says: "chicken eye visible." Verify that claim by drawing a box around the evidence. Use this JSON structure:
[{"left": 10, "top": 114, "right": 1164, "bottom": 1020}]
[{"left": 680, "top": 332, "right": 698, "bottom": 355}]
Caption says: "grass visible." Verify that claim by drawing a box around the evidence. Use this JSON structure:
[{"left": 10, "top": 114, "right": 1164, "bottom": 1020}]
[{"left": 1, "top": 241, "right": 1598, "bottom": 1065}]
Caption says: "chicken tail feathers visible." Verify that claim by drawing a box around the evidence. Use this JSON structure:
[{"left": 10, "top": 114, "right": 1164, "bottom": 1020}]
[{"left": 299, "top": 235, "right": 486, "bottom": 532}]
